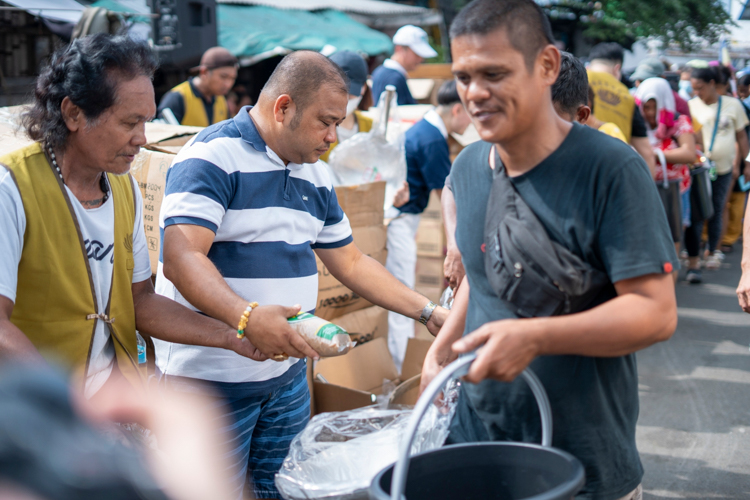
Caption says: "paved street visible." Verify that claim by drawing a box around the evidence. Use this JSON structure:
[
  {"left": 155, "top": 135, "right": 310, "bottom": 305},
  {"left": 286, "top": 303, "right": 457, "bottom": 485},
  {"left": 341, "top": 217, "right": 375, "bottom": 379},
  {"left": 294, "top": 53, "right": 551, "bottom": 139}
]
[{"left": 638, "top": 247, "right": 750, "bottom": 498}]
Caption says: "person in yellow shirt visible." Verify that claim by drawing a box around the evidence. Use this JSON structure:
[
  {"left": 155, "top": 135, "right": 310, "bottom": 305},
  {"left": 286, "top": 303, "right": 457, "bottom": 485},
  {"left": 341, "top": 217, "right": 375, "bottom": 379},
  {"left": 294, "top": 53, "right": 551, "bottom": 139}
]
[
  {"left": 551, "top": 52, "right": 627, "bottom": 142},
  {"left": 587, "top": 43, "right": 656, "bottom": 172},
  {"left": 157, "top": 47, "right": 238, "bottom": 127},
  {"left": 587, "top": 86, "right": 627, "bottom": 142}
]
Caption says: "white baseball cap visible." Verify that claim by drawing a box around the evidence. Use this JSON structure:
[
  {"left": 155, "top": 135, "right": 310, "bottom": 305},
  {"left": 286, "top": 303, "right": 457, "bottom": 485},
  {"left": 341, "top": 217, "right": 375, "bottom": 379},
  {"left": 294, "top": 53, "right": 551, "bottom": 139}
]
[{"left": 392, "top": 25, "right": 437, "bottom": 59}]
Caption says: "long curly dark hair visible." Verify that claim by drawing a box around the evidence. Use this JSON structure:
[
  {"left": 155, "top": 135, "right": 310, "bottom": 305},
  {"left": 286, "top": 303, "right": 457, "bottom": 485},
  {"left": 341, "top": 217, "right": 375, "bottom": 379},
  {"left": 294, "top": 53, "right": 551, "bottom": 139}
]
[{"left": 22, "top": 33, "right": 158, "bottom": 150}]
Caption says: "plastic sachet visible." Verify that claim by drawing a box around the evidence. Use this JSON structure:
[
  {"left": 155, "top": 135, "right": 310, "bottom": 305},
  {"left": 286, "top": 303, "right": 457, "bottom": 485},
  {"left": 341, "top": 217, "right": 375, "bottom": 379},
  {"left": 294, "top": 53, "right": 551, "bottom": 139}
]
[
  {"left": 275, "top": 381, "right": 460, "bottom": 500},
  {"left": 327, "top": 87, "right": 407, "bottom": 212},
  {"left": 288, "top": 313, "right": 353, "bottom": 357}
]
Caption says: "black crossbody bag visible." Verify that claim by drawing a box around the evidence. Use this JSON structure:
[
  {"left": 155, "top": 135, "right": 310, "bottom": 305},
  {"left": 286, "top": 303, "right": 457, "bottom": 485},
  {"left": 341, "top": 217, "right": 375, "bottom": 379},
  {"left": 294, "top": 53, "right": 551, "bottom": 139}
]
[{"left": 483, "top": 150, "right": 609, "bottom": 318}]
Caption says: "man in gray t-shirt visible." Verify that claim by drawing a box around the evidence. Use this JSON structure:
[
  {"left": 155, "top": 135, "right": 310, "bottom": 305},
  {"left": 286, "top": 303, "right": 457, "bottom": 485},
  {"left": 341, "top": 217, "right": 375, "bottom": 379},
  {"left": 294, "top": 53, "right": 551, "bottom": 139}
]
[{"left": 422, "top": 1, "right": 678, "bottom": 499}]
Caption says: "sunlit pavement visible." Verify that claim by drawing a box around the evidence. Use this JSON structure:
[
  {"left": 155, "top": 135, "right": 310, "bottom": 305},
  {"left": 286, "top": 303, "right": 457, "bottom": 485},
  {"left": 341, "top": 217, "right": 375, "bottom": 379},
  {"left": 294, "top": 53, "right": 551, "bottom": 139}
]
[{"left": 638, "top": 246, "right": 750, "bottom": 498}]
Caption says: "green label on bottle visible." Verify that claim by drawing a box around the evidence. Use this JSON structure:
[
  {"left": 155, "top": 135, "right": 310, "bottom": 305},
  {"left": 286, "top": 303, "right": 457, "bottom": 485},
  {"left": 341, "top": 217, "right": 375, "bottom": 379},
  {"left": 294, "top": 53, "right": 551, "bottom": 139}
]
[
  {"left": 316, "top": 323, "right": 345, "bottom": 341},
  {"left": 287, "top": 312, "right": 315, "bottom": 324}
]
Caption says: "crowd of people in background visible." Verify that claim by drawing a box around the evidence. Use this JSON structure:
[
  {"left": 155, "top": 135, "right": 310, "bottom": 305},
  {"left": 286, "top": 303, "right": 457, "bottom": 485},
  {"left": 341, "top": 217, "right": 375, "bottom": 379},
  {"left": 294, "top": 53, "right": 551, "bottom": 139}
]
[{"left": 2, "top": 0, "right": 750, "bottom": 498}]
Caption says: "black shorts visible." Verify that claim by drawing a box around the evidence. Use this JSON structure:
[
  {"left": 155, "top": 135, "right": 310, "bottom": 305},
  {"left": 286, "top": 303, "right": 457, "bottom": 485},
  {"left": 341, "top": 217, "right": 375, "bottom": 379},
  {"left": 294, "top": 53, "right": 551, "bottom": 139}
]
[{"left": 657, "top": 181, "right": 682, "bottom": 243}]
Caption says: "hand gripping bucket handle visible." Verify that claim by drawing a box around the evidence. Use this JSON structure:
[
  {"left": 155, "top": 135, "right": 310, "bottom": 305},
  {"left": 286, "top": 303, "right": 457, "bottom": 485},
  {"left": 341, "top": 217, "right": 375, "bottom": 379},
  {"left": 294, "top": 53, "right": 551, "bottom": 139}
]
[{"left": 390, "top": 354, "right": 553, "bottom": 500}]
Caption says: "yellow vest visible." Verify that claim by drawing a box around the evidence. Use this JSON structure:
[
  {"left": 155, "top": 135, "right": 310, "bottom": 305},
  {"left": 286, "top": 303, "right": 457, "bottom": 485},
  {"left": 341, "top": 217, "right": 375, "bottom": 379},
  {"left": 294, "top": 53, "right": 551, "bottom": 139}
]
[
  {"left": 172, "top": 80, "right": 228, "bottom": 127},
  {"left": 587, "top": 71, "right": 635, "bottom": 143},
  {"left": 0, "top": 143, "right": 148, "bottom": 390},
  {"left": 319, "top": 110, "right": 374, "bottom": 163}
]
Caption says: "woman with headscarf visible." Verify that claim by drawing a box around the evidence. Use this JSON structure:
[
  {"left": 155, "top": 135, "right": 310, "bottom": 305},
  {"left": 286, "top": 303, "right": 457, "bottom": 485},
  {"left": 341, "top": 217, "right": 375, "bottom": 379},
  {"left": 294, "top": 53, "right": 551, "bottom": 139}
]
[{"left": 635, "top": 77, "right": 697, "bottom": 282}]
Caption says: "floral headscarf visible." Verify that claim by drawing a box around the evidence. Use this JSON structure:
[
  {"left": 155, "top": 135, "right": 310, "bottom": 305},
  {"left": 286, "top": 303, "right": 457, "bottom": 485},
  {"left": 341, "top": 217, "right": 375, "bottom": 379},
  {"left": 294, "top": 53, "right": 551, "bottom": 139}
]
[{"left": 634, "top": 77, "right": 679, "bottom": 142}]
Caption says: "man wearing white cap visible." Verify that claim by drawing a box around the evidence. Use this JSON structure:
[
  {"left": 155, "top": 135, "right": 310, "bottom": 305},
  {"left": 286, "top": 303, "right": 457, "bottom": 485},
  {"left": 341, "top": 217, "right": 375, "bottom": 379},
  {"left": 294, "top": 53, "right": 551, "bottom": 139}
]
[{"left": 372, "top": 25, "right": 437, "bottom": 105}]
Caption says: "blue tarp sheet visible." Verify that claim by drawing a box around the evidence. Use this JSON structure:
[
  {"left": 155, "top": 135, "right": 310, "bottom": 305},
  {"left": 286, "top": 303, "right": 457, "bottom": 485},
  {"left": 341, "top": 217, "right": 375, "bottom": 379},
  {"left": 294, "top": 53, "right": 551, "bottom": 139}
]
[{"left": 217, "top": 5, "right": 393, "bottom": 59}]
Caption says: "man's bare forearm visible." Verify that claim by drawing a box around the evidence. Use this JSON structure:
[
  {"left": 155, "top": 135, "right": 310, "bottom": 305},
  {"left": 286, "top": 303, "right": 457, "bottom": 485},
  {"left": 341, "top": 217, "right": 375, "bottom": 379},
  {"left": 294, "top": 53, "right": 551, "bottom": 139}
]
[
  {"left": 442, "top": 187, "right": 458, "bottom": 250},
  {"left": 163, "top": 248, "right": 247, "bottom": 329},
  {"left": 516, "top": 278, "right": 676, "bottom": 358},
  {"left": 324, "top": 247, "right": 429, "bottom": 320},
  {"left": 432, "top": 280, "right": 469, "bottom": 350},
  {"left": 132, "top": 280, "right": 236, "bottom": 351},
  {"left": 742, "top": 202, "right": 750, "bottom": 271},
  {"left": 0, "top": 319, "right": 45, "bottom": 362}
]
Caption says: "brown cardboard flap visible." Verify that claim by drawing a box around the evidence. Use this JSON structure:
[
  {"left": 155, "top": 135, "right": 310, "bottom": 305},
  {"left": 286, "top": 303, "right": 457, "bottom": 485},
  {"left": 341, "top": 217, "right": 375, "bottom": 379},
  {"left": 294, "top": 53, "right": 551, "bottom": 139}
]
[
  {"left": 313, "top": 382, "right": 376, "bottom": 414},
  {"left": 143, "top": 122, "right": 202, "bottom": 145},
  {"left": 333, "top": 305, "right": 388, "bottom": 346},
  {"left": 314, "top": 337, "right": 399, "bottom": 393},
  {"left": 401, "top": 338, "right": 432, "bottom": 381},
  {"left": 334, "top": 181, "right": 385, "bottom": 228},
  {"left": 389, "top": 374, "right": 421, "bottom": 406}
]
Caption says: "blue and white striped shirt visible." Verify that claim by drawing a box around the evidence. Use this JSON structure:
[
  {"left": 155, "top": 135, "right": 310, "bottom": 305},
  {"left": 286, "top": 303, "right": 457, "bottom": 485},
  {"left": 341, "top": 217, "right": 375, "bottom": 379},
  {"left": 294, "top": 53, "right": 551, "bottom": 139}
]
[{"left": 154, "top": 106, "right": 352, "bottom": 383}]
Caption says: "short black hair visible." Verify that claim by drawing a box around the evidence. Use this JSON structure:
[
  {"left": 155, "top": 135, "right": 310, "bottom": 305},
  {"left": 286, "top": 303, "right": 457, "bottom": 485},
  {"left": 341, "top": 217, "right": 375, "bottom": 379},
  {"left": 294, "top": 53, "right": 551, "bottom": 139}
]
[
  {"left": 551, "top": 52, "right": 588, "bottom": 117},
  {"left": 589, "top": 42, "right": 625, "bottom": 65},
  {"left": 691, "top": 66, "right": 718, "bottom": 84},
  {"left": 449, "top": 0, "right": 554, "bottom": 71},
  {"left": 261, "top": 50, "right": 348, "bottom": 128},
  {"left": 715, "top": 65, "right": 731, "bottom": 85},
  {"left": 22, "top": 33, "right": 157, "bottom": 151},
  {"left": 436, "top": 80, "right": 461, "bottom": 106},
  {"left": 739, "top": 74, "right": 750, "bottom": 87}
]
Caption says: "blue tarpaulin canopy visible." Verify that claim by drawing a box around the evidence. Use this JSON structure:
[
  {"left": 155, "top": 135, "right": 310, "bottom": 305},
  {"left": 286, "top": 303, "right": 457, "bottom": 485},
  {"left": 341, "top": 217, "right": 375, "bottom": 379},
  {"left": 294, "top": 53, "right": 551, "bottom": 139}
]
[{"left": 217, "top": 5, "right": 393, "bottom": 64}]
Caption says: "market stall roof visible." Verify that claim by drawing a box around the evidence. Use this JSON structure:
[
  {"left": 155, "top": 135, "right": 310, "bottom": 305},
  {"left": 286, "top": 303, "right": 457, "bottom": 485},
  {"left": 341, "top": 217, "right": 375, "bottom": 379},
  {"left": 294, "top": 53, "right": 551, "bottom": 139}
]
[
  {"left": 217, "top": 0, "right": 442, "bottom": 29},
  {"left": 217, "top": 4, "right": 394, "bottom": 65},
  {"left": 1, "top": 0, "right": 85, "bottom": 23}
]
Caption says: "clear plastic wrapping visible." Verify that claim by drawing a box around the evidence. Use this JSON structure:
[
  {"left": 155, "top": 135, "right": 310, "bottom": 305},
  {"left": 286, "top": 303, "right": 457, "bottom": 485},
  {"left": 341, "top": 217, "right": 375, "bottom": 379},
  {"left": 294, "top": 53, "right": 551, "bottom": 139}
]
[
  {"left": 288, "top": 313, "right": 353, "bottom": 357},
  {"left": 327, "top": 90, "right": 407, "bottom": 212},
  {"left": 275, "top": 382, "right": 459, "bottom": 500}
]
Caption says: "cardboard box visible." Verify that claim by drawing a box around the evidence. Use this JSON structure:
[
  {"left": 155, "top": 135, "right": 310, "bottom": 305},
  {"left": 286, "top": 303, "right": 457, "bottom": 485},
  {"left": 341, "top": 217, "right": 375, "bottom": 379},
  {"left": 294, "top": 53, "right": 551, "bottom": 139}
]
[
  {"left": 421, "top": 191, "right": 443, "bottom": 223},
  {"left": 315, "top": 182, "right": 388, "bottom": 320},
  {"left": 333, "top": 305, "right": 388, "bottom": 346},
  {"left": 312, "top": 337, "right": 432, "bottom": 414},
  {"left": 316, "top": 224, "right": 388, "bottom": 320},
  {"left": 416, "top": 220, "right": 445, "bottom": 258},
  {"left": 143, "top": 122, "right": 202, "bottom": 150},
  {"left": 416, "top": 257, "right": 445, "bottom": 290},
  {"left": 130, "top": 149, "right": 178, "bottom": 274},
  {"left": 334, "top": 181, "right": 385, "bottom": 227}
]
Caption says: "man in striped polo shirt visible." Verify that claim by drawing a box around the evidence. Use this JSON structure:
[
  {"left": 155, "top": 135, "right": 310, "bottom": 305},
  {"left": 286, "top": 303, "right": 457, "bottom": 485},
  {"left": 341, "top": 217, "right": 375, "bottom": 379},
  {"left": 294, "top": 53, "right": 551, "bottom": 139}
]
[{"left": 154, "top": 51, "right": 448, "bottom": 500}]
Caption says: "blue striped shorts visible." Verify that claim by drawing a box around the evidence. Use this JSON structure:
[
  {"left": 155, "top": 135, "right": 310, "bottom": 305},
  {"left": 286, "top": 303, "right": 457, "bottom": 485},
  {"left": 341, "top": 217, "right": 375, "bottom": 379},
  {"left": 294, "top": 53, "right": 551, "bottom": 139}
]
[{"left": 164, "top": 361, "right": 309, "bottom": 499}]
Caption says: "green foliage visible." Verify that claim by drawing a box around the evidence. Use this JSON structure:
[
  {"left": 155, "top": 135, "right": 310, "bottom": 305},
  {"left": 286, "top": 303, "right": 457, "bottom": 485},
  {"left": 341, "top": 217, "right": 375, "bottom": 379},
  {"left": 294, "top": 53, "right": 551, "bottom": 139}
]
[{"left": 583, "top": 0, "right": 732, "bottom": 51}]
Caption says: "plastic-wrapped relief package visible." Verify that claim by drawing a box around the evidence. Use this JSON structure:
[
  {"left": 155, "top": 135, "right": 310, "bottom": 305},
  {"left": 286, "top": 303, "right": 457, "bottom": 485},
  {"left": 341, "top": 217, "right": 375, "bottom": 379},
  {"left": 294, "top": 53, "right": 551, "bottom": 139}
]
[
  {"left": 275, "top": 383, "right": 459, "bottom": 500},
  {"left": 288, "top": 313, "right": 353, "bottom": 357}
]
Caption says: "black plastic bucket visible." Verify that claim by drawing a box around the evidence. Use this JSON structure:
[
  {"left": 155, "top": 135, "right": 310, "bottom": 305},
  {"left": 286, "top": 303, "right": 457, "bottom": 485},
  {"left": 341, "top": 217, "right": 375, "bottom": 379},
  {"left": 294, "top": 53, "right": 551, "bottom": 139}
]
[
  {"left": 370, "top": 441, "right": 585, "bottom": 500},
  {"left": 369, "top": 354, "right": 585, "bottom": 500}
]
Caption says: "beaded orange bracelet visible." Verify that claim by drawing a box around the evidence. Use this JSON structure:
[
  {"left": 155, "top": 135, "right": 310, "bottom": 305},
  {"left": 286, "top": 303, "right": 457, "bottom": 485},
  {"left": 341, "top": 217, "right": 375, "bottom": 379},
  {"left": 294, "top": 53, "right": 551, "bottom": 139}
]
[{"left": 237, "top": 302, "right": 259, "bottom": 339}]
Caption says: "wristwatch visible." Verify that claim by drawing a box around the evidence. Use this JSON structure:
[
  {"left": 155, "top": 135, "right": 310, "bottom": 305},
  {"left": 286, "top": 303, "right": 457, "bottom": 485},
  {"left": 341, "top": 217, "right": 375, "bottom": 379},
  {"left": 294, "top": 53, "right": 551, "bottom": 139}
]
[{"left": 419, "top": 301, "right": 438, "bottom": 325}]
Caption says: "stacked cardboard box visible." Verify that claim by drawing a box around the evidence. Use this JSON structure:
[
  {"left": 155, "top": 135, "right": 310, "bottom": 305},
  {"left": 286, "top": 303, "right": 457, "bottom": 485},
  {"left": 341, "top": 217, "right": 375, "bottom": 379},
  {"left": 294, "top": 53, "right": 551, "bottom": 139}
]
[
  {"left": 130, "top": 126, "right": 199, "bottom": 275},
  {"left": 315, "top": 182, "right": 388, "bottom": 320},
  {"left": 414, "top": 191, "right": 448, "bottom": 340}
]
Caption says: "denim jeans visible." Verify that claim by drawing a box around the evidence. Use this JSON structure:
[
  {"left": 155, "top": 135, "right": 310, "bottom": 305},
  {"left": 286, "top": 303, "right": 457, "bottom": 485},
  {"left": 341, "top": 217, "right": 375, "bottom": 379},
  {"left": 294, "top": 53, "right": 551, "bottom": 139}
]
[
  {"left": 706, "top": 172, "right": 734, "bottom": 253},
  {"left": 685, "top": 171, "right": 733, "bottom": 257}
]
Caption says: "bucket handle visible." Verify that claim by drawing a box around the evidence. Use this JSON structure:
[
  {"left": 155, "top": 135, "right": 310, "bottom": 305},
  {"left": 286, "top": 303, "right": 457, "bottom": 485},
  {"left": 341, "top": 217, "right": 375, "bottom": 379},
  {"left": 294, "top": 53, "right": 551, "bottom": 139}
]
[{"left": 390, "top": 353, "right": 553, "bottom": 500}]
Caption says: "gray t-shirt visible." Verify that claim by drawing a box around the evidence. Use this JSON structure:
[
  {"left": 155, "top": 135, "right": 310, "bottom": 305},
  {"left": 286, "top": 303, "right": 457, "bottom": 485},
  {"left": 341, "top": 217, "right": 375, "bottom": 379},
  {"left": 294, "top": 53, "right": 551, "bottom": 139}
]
[{"left": 450, "top": 123, "right": 678, "bottom": 500}]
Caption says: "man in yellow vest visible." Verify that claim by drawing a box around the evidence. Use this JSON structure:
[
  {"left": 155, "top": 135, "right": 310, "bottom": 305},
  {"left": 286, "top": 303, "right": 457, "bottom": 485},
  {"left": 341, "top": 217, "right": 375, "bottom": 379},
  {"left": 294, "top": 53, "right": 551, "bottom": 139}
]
[
  {"left": 587, "top": 42, "right": 656, "bottom": 174},
  {"left": 0, "top": 34, "right": 265, "bottom": 400},
  {"left": 157, "top": 47, "right": 238, "bottom": 127}
]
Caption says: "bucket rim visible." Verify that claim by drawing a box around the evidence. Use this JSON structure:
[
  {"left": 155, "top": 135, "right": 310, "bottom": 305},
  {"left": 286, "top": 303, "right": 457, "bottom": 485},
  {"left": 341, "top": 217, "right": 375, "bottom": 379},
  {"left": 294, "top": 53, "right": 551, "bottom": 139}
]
[{"left": 370, "top": 441, "right": 586, "bottom": 500}]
